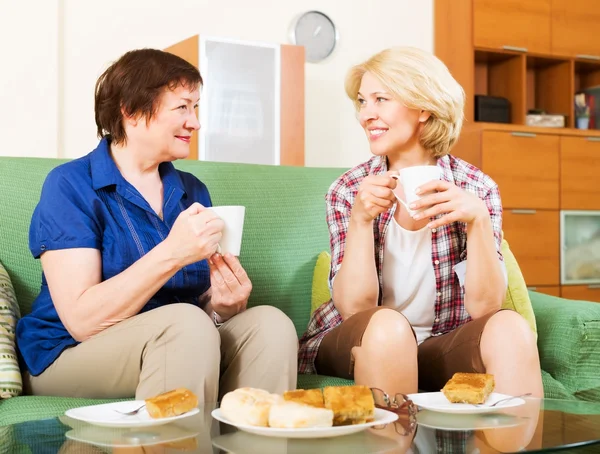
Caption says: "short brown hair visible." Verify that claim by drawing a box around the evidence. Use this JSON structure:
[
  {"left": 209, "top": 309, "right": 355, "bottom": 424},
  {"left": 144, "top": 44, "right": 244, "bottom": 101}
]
[{"left": 95, "top": 48, "right": 202, "bottom": 144}]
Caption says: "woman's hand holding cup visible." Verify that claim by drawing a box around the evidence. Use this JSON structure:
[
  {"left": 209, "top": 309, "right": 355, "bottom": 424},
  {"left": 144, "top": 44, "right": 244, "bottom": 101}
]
[
  {"left": 351, "top": 172, "right": 398, "bottom": 224},
  {"left": 164, "top": 202, "right": 225, "bottom": 267}
]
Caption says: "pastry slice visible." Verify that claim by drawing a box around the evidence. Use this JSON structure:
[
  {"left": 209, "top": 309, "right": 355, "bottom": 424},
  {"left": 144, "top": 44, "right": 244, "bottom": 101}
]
[
  {"left": 323, "top": 385, "right": 375, "bottom": 426},
  {"left": 145, "top": 388, "right": 198, "bottom": 419},
  {"left": 441, "top": 372, "right": 495, "bottom": 404},
  {"left": 283, "top": 388, "right": 325, "bottom": 408}
]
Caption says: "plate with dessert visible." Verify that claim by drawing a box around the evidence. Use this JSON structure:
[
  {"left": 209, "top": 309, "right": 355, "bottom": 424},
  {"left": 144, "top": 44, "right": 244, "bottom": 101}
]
[
  {"left": 408, "top": 373, "right": 527, "bottom": 414},
  {"left": 212, "top": 385, "right": 398, "bottom": 439},
  {"left": 65, "top": 388, "right": 200, "bottom": 428}
]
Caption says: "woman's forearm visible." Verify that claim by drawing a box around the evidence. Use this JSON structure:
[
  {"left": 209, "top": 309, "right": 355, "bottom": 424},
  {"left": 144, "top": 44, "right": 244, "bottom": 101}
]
[
  {"left": 464, "top": 215, "right": 506, "bottom": 318},
  {"left": 64, "top": 242, "right": 183, "bottom": 341},
  {"left": 332, "top": 217, "right": 379, "bottom": 320}
]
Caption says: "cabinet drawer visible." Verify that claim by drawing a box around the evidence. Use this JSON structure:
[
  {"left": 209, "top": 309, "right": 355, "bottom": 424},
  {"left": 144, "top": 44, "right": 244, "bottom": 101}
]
[
  {"left": 527, "top": 286, "right": 561, "bottom": 297},
  {"left": 560, "top": 137, "right": 600, "bottom": 210},
  {"left": 503, "top": 210, "right": 559, "bottom": 286},
  {"left": 482, "top": 132, "right": 559, "bottom": 209},
  {"left": 474, "top": 0, "right": 551, "bottom": 54},
  {"left": 561, "top": 285, "right": 600, "bottom": 303}
]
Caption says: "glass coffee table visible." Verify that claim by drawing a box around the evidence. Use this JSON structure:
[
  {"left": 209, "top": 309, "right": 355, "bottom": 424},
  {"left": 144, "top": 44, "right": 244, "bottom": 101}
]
[{"left": 2, "top": 398, "right": 600, "bottom": 453}]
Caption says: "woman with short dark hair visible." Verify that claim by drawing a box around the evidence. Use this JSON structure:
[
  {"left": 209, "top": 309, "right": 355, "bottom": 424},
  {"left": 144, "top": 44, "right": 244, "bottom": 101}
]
[{"left": 16, "top": 48, "right": 298, "bottom": 401}]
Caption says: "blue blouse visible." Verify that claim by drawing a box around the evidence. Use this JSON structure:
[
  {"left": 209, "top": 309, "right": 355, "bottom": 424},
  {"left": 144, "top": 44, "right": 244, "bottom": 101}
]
[{"left": 16, "top": 138, "right": 212, "bottom": 376}]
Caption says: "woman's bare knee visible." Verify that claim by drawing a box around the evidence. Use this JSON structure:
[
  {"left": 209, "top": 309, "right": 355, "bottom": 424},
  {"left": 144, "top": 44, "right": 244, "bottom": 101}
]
[
  {"left": 361, "top": 308, "right": 415, "bottom": 347},
  {"left": 481, "top": 310, "right": 537, "bottom": 355}
]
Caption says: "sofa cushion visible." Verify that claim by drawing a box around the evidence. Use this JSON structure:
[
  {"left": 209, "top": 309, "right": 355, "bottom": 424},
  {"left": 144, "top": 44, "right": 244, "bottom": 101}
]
[
  {"left": 311, "top": 251, "right": 332, "bottom": 316},
  {"left": 309, "top": 239, "right": 537, "bottom": 337},
  {"left": 531, "top": 290, "right": 600, "bottom": 401},
  {"left": 0, "top": 261, "right": 22, "bottom": 398}
]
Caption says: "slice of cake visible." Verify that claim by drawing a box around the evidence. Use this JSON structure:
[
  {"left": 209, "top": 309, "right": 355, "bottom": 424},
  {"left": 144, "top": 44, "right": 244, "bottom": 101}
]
[
  {"left": 441, "top": 372, "right": 495, "bottom": 404},
  {"left": 323, "top": 385, "right": 375, "bottom": 426},
  {"left": 283, "top": 389, "right": 325, "bottom": 408}
]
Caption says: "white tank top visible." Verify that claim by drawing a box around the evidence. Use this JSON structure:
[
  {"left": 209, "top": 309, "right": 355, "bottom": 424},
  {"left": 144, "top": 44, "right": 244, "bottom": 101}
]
[{"left": 381, "top": 216, "right": 436, "bottom": 345}]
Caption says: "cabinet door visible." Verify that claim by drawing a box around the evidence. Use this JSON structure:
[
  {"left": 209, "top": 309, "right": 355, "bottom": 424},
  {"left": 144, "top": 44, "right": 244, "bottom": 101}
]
[
  {"left": 552, "top": 0, "right": 600, "bottom": 58},
  {"left": 560, "top": 137, "right": 600, "bottom": 210},
  {"left": 482, "top": 132, "right": 559, "bottom": 209},
  {"left": 561, "top": 285, "right": 600, "bottom": 302},
  {"left": 503, "top": 210, "right": 560, "bottom": 286},
  {"left": 474, "top": 0, "right": 551, "bottom": 54}
]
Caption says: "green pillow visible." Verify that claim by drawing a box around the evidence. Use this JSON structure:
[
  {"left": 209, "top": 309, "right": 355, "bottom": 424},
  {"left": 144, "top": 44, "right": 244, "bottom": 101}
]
[
  {"left": 309, "top": 239, "right": 537, "bottom": 338},
  {"left": 0, "top": 261, "right": 22, "bottom": 398}
]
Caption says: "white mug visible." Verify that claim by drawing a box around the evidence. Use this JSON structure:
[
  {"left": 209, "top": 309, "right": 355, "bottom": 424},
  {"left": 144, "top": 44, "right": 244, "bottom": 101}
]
[
  {"left": 391, "top": 165, "right": 441, "bottom": 216},
  {"left": 208, "top": 206, "right": 246, "bottom": 256}
]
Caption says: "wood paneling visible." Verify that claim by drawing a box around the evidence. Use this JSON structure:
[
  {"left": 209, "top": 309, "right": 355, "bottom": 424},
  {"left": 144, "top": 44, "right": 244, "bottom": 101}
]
[
  {"left": 552, "top": 0, "right": 600, "bottom": 58},
  {"left": 560, "top": 137, "right": 600, "bottom": 210},
  {"left": 451, "top": 127, "right": 482, "bottom": 169},
  {"left": 474, "top": 0, "right": 551, "bottom": 54},
  {"left": 503, "top": 210, "right": 560, "bottom": 286},
  {"left": 482, "top": 131, "right": 559, "bottom": 209},
  {"left": 280, "top": 45, "right": 305, "bottom": 166},
  {"left": 561, "top": 285, "right": 600, "bottom": 302},
  {"left": 435, "top": 0, "right": 475, "bottom": 123}
]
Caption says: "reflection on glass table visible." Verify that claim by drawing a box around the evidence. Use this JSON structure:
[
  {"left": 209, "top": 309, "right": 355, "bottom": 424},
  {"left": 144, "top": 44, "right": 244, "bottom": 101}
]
[{"left": 2, "top": 398, "right": 600, "bottom": 453}]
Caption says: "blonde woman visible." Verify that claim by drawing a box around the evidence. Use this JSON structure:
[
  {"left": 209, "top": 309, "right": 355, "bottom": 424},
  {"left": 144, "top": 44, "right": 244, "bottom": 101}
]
[{"left": 299, "top": 47, "right": 543, "bottom": 398}]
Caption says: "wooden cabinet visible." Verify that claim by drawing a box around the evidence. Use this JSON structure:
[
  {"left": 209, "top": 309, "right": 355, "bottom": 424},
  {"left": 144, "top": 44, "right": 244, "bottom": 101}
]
[
  {"left": 561, "top": 285, "right": 600, "bottom": 302},
  {"left": 473, "top": 0, "right": 551, "bottom": 54},
  {"left": 165, "top": 35, "right": 305, "bottom": 165},
  {"left": 552, "top": 0, "right": 600, "bottom": 58},
  {"left": 482, "top": 131, "right": 559, "bottom": 209},
  {"left": 502, "top": 210, "right": 560, "bottom": 286},
  {"left": 435, "top": 2, "right": 600, "bottom": 304},
  {"left": 528, "top": 286, "right": 561, "bottom": 297},
  {"left": 560, "top": 137, "right": 600, "bottom": 210}
]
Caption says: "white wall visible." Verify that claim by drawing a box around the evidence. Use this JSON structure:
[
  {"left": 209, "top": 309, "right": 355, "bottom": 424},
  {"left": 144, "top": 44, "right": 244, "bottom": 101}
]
[
  {"left": 1, "top": 0, "right": 433, "bottom": 167},
  {"left": 0, "top": 1, "right": 59, "bottom": 158}
]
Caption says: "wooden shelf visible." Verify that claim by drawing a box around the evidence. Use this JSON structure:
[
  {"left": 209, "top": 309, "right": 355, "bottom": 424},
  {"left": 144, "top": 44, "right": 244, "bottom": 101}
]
[
  {"left": 474, "top": 50, "right": 525, "bottom": 124},
  {"left": 526, "top": 56, "right": 573, "bottom": 126},
  {"left": 575, "top": 59, "right": 600, "bottom": 92},
  {"left": 466, "top": 122, "right": 600, "bottom": 138},
  {"left": 435, "top": 0, "right": 600, "bottom": 303}
]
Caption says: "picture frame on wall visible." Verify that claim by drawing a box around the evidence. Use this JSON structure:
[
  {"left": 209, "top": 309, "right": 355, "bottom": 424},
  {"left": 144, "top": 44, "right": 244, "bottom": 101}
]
[{"left": 561, "top": 210, "right": 600, "bottom": 285}]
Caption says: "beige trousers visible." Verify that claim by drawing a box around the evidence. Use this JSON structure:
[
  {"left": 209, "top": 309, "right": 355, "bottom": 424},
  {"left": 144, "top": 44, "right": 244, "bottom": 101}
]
[{"left": 25, "top": 304, "right": 298, "bottom": 401}]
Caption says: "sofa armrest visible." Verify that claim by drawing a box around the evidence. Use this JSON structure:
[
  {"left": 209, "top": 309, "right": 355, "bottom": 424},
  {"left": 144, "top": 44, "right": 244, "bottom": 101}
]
[{"left": 530, "top": 290, "right": 600, "bottom": 400}]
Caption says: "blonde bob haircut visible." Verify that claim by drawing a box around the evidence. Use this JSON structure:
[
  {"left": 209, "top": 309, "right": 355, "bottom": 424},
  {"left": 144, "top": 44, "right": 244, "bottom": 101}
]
[{"left": 345, "top": 47, "right": 465, "bottom": 158}]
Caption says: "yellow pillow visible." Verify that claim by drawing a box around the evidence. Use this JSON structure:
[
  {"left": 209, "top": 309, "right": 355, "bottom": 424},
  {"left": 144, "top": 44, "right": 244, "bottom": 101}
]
[
  {"left": 309, "top": 240, "right": 537, "bottom": 338},
  {"left": 311, "top": 251, "right": 332, "bottom": 315},
  {"left": 501, "top": 238, "right": 537, "bottom": 338}
]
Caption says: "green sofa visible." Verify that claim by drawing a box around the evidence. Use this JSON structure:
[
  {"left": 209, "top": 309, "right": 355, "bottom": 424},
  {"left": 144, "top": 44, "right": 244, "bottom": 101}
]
[{"left": 1, "top": 157, "right": 600, "bottom": 427}]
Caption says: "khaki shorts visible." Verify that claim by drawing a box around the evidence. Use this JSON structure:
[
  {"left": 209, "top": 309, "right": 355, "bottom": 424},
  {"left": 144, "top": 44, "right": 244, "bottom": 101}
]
[{"left": 315, "top": 307, "right": 503, "bottom": 392}]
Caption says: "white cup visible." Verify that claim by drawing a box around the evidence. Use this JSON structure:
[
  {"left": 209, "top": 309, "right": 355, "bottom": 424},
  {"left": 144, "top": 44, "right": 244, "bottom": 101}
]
[
  {"left": 208, "top": 206, "right": 246, "bottom": 256},
  {"left": 391, "top": 165, "right": 441, "bottom": 216}
]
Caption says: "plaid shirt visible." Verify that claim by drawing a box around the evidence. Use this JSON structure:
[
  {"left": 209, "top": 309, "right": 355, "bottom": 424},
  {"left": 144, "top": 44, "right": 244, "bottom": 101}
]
[{"left": 298, "top": 154, "right": 503, "bottom": 374}]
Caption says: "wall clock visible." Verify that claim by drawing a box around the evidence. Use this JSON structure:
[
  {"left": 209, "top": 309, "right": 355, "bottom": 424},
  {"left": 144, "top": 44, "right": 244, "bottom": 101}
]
[{"left": 290, "top": 11, "right": 338, "bottom": 63}]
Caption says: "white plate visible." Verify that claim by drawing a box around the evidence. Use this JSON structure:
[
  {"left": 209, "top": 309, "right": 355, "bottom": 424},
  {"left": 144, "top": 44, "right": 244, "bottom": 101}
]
[
  {"left": 64, "top": 400, "right": 200, "bottom": 428},
  {"left": 407, "top": 392, "right": 526, "bottom": 414},
  {"left": 417, "top": 410, "right": 526, "bottom": 431},
  {"left": 211, "top": 407, "right": 398, "bottom": 439}
]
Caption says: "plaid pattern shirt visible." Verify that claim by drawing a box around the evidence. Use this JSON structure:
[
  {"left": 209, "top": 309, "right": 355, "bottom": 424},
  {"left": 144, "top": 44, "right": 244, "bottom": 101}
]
[{"left": 298, "top": 154, "right": 503, "bottom": 374}]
